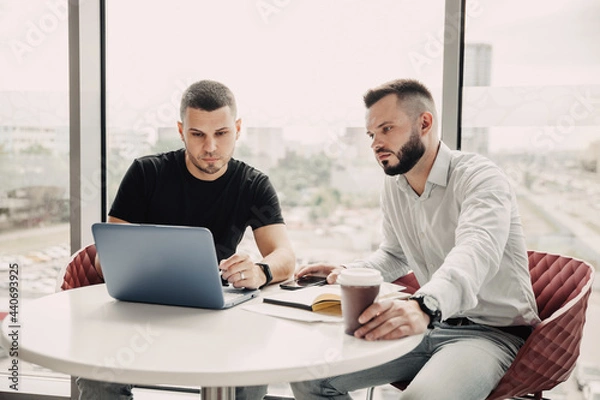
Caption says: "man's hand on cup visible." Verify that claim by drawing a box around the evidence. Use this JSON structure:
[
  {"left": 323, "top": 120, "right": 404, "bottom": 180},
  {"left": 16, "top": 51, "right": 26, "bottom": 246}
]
[
  {"left": 220, "top": 253, "right": 264, "bottom": 289},
  {"left": 294, "top": 263, "right": 345, "bottom": 284},
  {"left": 353, "top": 299, "right": 429, "bottom": 341}
]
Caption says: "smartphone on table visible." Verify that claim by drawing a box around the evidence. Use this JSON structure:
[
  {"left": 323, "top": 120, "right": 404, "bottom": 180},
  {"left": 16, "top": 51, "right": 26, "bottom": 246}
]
[{"left": 279, "top": 275, "right": 328, "bottom": 290}]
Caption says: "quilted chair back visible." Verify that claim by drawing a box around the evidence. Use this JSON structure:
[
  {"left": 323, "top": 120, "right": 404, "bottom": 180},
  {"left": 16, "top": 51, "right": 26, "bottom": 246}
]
[
  {"left": 58, "top": 243, "right": 105, "bottom": 291},
  {"left": 380, "top": 251, "right": 595, "bottom": 400},
  {"left": 392, "top": 271, "right": 420, "bottom": 295},
  {"left": 486, "top": 250, "right": 595, "bottom": 400}
]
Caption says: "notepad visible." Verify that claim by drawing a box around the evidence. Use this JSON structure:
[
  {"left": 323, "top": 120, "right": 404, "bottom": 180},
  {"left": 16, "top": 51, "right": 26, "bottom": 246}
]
[{"left": 263, "top": 285, "right": 342, "bottom": 315}]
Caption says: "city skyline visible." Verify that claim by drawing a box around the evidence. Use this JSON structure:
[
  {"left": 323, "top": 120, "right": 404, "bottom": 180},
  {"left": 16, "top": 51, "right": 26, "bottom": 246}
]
[{"left": 2, "top": 76, "right": 600, "bottom": 154}]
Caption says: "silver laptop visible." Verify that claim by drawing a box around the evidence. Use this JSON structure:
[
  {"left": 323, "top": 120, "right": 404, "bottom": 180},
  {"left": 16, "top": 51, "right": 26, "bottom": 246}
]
[{"left": 91, "top": 222, "right": 259, "bottom": 309}]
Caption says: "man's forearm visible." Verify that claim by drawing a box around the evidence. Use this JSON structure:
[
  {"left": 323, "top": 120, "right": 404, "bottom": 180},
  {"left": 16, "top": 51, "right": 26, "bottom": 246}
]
[{"left": 259, "top": 247, "right": 295, "bottom": 284}]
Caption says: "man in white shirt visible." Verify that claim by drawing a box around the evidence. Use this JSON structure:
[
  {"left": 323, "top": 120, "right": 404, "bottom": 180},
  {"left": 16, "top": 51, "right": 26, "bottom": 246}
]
[{"left": 291, "top": 79, "right": 540, "bottom": 400}]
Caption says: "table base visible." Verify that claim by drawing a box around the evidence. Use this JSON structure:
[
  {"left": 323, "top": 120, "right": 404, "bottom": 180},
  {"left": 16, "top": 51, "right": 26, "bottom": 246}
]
[{"left": 202, "top": 386, "right": 236, "bottom": 400}]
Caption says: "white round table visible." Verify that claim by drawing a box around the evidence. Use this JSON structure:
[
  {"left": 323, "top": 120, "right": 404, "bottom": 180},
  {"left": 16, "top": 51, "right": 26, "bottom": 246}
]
[{"left": 1, "top": 284, "right": 423, "bottom": 399}]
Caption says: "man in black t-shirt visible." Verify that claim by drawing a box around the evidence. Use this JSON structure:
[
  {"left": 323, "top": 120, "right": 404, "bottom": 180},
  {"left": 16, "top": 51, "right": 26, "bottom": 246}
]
[
  {"left": 110, "top": 150, "right": 287, "bottom": 267},
  {"left": 79, "top": 80, "right": 295, "bottom": 400}
]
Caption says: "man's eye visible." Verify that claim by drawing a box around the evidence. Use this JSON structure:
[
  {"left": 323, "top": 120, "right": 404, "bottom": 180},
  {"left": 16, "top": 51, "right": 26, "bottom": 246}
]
[{"left": 382, "top": 126, "right": 392, "bottom": 133}]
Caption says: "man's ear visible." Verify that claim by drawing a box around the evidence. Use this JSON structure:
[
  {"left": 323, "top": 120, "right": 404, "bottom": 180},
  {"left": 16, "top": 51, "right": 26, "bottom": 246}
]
[
  {"left": 177, "top": 121, "right": 185, "bottom": 141},
  {"left": 235, "top": 118, "right": 242, "bottom": 140},
  {"left": 420, "top": 112, "right": 433, "bottom": 135}
]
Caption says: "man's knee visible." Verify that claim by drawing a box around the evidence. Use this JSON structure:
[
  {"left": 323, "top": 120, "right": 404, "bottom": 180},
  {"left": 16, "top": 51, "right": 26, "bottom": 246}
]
[
  {"left": 291, "top": 379, "right": 350, "bottom": 400},
  {"left": 76, "top": 377, "right": 133, "bottom": 400},
  {"left": 235, "top": 384, "right": 268, "bottom": 400}
]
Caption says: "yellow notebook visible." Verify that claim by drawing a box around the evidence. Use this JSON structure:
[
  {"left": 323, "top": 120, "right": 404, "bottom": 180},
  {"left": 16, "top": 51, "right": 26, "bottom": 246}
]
[{"left": 263, "top": 285, "right": 342, "bottom": 315}]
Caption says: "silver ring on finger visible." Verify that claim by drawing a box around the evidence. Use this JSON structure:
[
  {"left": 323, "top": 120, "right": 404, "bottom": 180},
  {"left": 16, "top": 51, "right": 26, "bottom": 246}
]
[{"left": 240, "top": 271, "right": 245, "bottom": 280}]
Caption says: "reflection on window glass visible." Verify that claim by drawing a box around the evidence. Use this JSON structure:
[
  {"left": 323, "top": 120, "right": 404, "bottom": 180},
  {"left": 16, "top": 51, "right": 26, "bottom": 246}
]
[
  {"left": 0, "top": 0, "right": 70, "bottom": 395},
  {"left": 463, "top": 0, "right": 600, "bottom": 268},
  {"left": 106, "top": 0, "right": 445, "bottom": 263}
]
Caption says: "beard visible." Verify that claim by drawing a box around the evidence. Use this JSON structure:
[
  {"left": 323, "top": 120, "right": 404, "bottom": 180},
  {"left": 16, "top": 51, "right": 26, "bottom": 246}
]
[
  {"left": 187, "top": 151, "right": 229, "bottom": 176},
  {"left": 379, "top": 126, "right": 425, "bottom": 176},
  {"left": 194, "top": 160, "right": 222, "bottom": 175}
]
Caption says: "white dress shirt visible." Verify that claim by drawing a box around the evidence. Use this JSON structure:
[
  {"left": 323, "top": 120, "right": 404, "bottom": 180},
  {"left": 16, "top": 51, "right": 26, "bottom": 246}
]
[{"left": 346, "top": 142, "right": 540, "bottom": 327}]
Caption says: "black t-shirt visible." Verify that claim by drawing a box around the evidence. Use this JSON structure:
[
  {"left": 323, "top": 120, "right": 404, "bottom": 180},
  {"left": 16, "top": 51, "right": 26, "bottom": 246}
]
[{"left": 109, "top": 149, "right": 284, "bottom": 260}]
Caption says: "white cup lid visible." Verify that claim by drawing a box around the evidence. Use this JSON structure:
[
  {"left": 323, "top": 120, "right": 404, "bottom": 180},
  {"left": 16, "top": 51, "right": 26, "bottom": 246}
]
[{"left": 337, "top": 268, "right": 383, "bottom": 286}]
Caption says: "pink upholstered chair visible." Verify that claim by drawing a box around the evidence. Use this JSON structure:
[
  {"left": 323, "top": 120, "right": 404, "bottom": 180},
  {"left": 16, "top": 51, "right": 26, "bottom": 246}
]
[
  {"left": 56, "top": 243, "right": 104, "bottom": 291},
  {"left": 367, "top": 251, "right": 595, "bottom": 400},
  {"left": 392, "top": 270, "right": 420, "bottom": 295},
  {"left": 486, "top": 251, "right": 594, "bottom": 400}
]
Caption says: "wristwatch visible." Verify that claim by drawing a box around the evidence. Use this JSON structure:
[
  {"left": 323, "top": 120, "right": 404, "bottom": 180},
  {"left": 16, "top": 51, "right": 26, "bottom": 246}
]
[
  {"left": 255, "top": 263, "right": 273, "bottom": 289},
  {"left": 410, "top": 294, "right": 442, "bottom": 329}
]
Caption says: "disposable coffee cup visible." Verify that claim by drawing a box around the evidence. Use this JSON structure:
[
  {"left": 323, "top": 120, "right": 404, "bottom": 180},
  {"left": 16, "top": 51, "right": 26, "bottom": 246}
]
[{"left": 337, "top": 268, "right": 383, "bottom": 335}]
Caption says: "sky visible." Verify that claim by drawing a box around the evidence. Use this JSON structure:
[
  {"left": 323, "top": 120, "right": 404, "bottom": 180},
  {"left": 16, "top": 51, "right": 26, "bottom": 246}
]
[{"left": 0, "top": 0, "right": 599, "bottom": 150}]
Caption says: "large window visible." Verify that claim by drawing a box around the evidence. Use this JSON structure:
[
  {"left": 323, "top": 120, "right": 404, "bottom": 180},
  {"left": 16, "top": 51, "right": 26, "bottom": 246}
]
[
  {"left": 0, "top": 0, "right": 71, "bottom": 396},
  {"left": 462, "top": 2, "right": 600, "bottom": 395},
  {"left": 1, "top": 0, "right": 598, "bottom": 398},
  {"left": 462, "top": 0, "right": 600, "bottom": 268},
  {"left": 105, "top": 0, "right": 446, "bottom": 264},
  {"left": 0, "top": 0, "right": 70, "bottom": 293}
]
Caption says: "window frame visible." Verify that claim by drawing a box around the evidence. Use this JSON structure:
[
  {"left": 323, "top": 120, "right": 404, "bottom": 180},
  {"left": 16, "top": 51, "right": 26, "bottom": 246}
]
[{"left": 69, "top": 0, "right": 105, "bottom": 252}]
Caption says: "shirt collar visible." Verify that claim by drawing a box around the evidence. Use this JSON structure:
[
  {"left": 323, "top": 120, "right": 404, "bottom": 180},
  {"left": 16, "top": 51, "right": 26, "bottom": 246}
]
[
  {"left": 395, "top": 141, "right": 452, "bottom": 194},
  {"left": 427, "top": 141, "right": 452, "bottom": 188}
]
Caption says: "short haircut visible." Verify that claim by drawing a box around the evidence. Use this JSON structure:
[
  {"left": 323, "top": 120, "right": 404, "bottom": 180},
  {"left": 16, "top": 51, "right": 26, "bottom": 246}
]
[
  {"left": 180, "top": 80, "right": 237, "bottom": 120},
  {"left": 363, "top": 79, "right": 437, "bottom": 122}
]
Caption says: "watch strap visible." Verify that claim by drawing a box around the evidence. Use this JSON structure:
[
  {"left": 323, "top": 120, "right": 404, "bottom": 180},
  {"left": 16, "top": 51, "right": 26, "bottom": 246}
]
[
  {"left": 255, "top": 262, "right": 273, "bottom": 289},
  {"left": 410, "top": 294, "right": 442, "bottom": 329}
]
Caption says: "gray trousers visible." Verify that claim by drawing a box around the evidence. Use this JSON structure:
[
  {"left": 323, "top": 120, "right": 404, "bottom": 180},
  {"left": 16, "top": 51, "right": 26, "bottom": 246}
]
[
  {"left": 76, "top": 378, "right": 268, "bottom": 400},
  {"left": 290, "top": 322, "right": 525, "bottom": 400}
]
